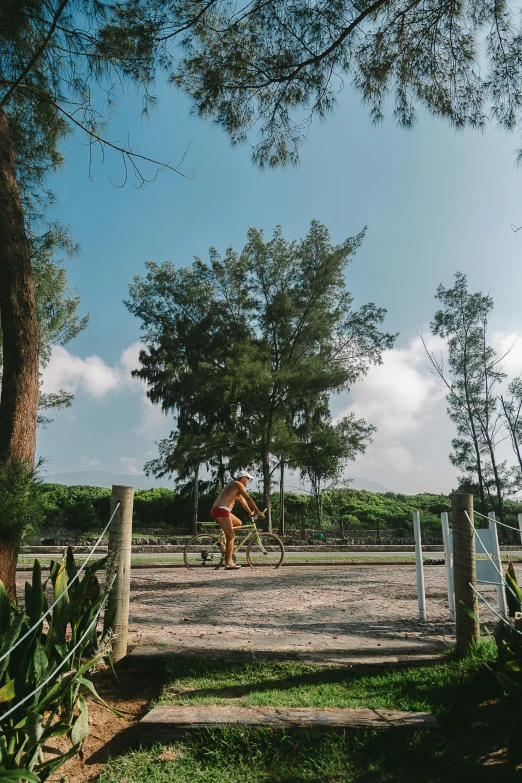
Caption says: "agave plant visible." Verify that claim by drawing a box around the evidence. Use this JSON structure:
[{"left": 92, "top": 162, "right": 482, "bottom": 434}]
[
  {"left": 0, "top": 549, "right": 120, "bottom": 782},
  {"left": 487, "top": 560, "right": 522, "bottom": 771}
]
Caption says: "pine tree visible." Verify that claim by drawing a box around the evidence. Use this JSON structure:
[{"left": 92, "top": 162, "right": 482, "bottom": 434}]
[
  {"left": 427, "top": 273, "right": 511, "bottom": 521},
  {"left": 127, "top": 221, "right": 395, "bottom": 529}
]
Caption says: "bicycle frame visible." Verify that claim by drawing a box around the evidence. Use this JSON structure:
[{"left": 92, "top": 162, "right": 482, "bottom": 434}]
[{"left": 199, "top": 521, "right": 269, "bottom": 556}]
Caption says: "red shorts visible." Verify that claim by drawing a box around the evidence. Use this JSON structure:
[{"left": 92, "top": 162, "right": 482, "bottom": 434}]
[{"left": 210, "top": 506, "right": 231, "bottom": 519}]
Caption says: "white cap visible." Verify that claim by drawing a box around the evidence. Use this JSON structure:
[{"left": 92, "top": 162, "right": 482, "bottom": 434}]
[{"left": 236, "top": 470, "right": 255, "bottom": 480}]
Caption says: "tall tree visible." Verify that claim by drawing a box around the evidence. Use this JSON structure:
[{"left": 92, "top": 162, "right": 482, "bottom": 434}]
[
  {"left": 0, "top": 0, "right": 192, "bottom": 594},
  {"left": 426, "top": 273, "right": 511, "bottom": 521},
  {"left": 298, "top": 414, "right": 375, "bottom": 528},
  {"left": 501, "top": 378, "right": 522, "bottom": 479},
  {"left": 0, "top": 220, "right": 87, "bottom": 595},
  {"left": 127, "top": 221, "right": 395, "bottom": 529}
]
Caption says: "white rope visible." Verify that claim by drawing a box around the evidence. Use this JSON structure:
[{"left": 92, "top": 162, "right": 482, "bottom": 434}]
[
  {"left": 464, "top": 510, "right": 520, "bottom": 606},
  {"left": 469, "top": 583, "right": 522, "bottom": 637},
  {"left": 0, "top": 502, "right": 121, "bottom": 665},
  {"left": 471, "top": 508, "right": 521, "bottom": 533},
  {"left": 0, "top": 575, "right": 115, "bottom": 723}
]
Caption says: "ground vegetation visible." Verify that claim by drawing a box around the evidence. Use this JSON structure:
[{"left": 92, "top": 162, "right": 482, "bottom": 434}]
[{"left": 34, "top": 484, "right": 522, "bottom": 538}]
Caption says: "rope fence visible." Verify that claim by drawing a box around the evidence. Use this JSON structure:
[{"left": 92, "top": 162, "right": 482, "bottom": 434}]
[
  {"left": 0, "top": 500, "right": 121, "bottom": 666},
  {"left": 471, "top": 508, "right": 522, "bottom": 533},
  {"left": 464, "top": 509, "right": 520, "bottom": 607},
  {"left": 469, "top": 583, "right": 522, "bottom": 637}
]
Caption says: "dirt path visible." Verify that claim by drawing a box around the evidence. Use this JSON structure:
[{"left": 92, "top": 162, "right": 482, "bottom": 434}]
[{"left": 127, "top": 564, "right": 473, "bottom": 654}]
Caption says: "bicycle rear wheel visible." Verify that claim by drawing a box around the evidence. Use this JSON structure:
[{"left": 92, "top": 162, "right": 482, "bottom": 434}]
[
  {"left": 246, "top": 532, "right": 285, "bottom": 569},
  {"left": 184, "top": 533, "right": 224, "bottom": 570}
]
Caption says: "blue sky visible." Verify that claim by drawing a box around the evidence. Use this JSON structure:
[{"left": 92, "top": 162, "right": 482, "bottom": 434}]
[{"left": 38, "top": 78, "right": 522, "bottom": 494}]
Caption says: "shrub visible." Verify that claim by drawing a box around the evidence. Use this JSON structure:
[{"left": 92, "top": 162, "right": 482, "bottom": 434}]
[{"left": 0, "top": 551, "right": 118, "bottom": 781}]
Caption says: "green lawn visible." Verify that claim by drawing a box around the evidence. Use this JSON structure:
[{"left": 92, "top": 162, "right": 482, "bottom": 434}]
[
  {"left": 157, "top": 645, "right": 495, "bottom": 715},
  {"left": 98, "top": 643, "right": 514, "bottom": 783}
]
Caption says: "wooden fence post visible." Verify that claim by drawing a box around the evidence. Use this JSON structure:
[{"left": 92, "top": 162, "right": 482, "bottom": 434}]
[
  {"left": 105, "top": 485, "right": 134, "bottom": 662},
  {"left": 451, "top": 493, "right": 479, "bottom": 653}
]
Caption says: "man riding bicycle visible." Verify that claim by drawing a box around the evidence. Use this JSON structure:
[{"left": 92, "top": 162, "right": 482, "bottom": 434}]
[{"left": 210, "top": 471, "right": 265, "bottom": 570}]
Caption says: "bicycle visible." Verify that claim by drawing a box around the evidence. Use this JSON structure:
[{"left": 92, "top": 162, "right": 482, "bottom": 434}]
[{"left": 183, "top": 512, "right": 285, "bottom": 570}]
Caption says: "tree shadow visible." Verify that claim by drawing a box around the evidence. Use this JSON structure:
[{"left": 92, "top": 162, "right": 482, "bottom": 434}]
[{"left": 160, "top": 653, "right": 500, "bottom": 726}]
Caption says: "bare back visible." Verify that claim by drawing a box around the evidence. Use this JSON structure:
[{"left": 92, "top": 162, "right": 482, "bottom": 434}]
[{"left": 213, "top": 480, "right": 247, "bottom": 511}]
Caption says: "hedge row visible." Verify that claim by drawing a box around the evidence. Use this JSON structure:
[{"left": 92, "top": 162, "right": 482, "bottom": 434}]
[{"left": 37, "top": 483, "right": 522, "bottom": 533}]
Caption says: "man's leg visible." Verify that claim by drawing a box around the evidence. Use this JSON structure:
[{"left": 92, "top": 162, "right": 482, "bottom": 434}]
[{"left": 217, "top": 514, "right": 242, "bottom": 567}]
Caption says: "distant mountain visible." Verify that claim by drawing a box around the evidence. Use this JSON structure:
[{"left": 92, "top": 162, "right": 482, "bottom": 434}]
[
  {"left": 346, "top": 477, "right": 391, "bottom": 493},
  {"left": 44, "top": 470, "right": 175, "bottom": 491},
  {"left": 44, "top": 470, "right": 391, "bottom": 494}
]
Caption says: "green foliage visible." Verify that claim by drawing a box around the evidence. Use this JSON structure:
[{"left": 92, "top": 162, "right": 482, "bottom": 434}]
[
  {"left": 0, "top": 461, "right": 46, "bottom": 544},
  {"left": 297, "top": 415, "right": 376, "bottom": 526},
  {"left": 35, "top": 483, "right": 514, "bottom": 536},
  {"left": 486, "top": 561, "right": 522, "bottom": 770},
  {"left": 163, "top": 0, "right": 522, "bottom": 167},
  {"left": 39, "top": 485, "right": 111, "bottom": 532},
  {"left": 127, "top": 221, "right": 395, "bottom": 525},
  {"left": 0, "top": 552, "right": 117, "bottom": 781},
  {"left": 9, "top": 0, "right": 522, "bottom": 175}
]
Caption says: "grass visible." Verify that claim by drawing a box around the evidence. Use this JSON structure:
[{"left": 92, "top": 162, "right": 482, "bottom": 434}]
[
  {"left": 99, "top": 642, "right": 510, "bottom": 783},
  {"left": 99, "top": 727, "right": 500, "bottom": 783},
  {"left": 157, "top": 643, "right": 497, "bottom": 716}
]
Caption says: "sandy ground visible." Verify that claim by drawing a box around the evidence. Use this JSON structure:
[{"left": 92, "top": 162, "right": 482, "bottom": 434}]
[
  {"left": 16, "top": 562, "right": 498, "bottom": 654},
  {"left": 126, "top": 564, "right": 495, "bottom": 654}
]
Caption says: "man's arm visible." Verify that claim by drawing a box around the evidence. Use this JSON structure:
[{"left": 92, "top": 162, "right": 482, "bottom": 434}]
[
  {"left": 235, "top": 481, "right": 264, "bottom": 517},
  {"left": 238, "top": 495, "right": 253, "bottom": 514}
]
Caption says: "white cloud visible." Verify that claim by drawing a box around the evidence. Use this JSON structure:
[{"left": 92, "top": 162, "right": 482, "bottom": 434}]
[
  {"left": 41, "top": 341, "right": 168, "bottom": 438},
  {"left": 335, "top": 334, "right": 454, "bottom": 491},
  {"left": 42, "top": 346, "right": 121, "bottom": 397},
  {"left": 338, "top": 334, "right": 446, "bottom": 439},
  {"left": 120, "top": 457, "right": 142, "bottom": 475},
  {"left": 491, "top": 332, "right": 522, "bottom": 380},
  {"left": 79, "top": 456, "right": 99, "bottom": 467},
  {"left": 336, "top": 329, "right": 522, "bottom": 492}
]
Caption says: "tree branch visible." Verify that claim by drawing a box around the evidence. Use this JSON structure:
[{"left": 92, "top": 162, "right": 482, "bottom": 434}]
[{"left": 0, "top": 0, "right": 70, "bottom": 109}]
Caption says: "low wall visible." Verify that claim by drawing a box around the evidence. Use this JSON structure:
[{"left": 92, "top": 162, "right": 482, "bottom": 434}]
[{"left": 20, "top": 543, "right": 522, "bottom": 554}]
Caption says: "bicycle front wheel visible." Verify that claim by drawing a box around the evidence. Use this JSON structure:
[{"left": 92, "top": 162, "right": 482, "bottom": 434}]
[
  {"left": 184, "top": 533, "right": 224, "bottom": 570},
  {"left": 246, "top": 532, "right": 285, "bottom": 569}
]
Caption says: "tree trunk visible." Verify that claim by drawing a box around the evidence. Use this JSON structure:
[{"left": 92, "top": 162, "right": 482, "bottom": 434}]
[
  {"left": 192, "top": 461, "right": 199, "bottom": 535},
  {"left": 0, "top": 106, "right": 40, "bottom": 600},
  {"left": 262, "top": 445, "right": 272, "bottom": 531},
  {"left": 278, "top": 459, "right": 285, "bottom": 536},
  {"left": 501, "top": 397, "right": 522, "bottom": 476},
  {"left": 461, "top": 347, "right": 487, "bottom": 514},
  {"left": 317, "top": 490, "right": 323, "bottom": 528},
  {"left": 218, "top": 452, "right": 225, "bottom": 486},
  {"left": 0, "top": 537, "right": 19, "bottom": 602}
]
